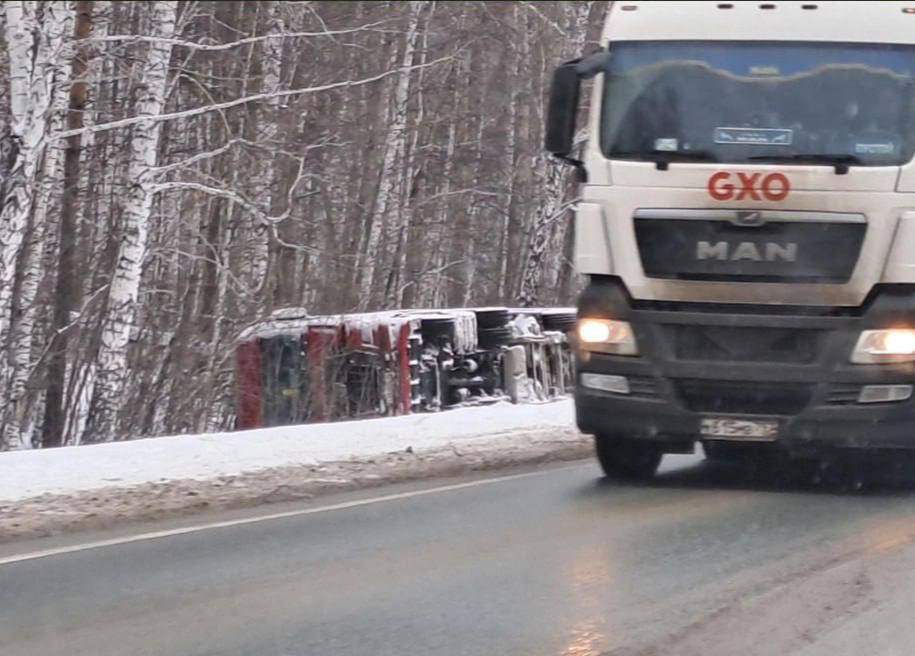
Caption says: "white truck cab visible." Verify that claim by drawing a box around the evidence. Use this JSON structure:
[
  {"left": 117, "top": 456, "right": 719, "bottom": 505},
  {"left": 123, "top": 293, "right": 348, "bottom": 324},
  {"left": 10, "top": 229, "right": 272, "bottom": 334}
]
[{"left": 546, "top": 1, "right": 915, "bottom": 478}]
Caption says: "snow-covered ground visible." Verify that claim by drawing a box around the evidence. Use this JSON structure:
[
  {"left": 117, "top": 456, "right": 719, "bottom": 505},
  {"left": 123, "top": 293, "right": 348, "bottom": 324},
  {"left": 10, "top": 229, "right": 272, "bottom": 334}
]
[{"left": 0, "top": 400, "right": 575, "bottom": 503}]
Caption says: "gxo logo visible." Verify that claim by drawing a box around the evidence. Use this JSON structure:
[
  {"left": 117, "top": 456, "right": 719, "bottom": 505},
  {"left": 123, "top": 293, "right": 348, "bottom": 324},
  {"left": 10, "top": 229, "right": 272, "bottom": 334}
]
[{"left": 707, "top": 171, "right": 791, "bottom": 201}]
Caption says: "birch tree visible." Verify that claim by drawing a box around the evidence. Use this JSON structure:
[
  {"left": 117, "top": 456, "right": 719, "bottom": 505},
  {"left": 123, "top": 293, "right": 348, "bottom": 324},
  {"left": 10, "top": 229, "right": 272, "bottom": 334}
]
[
  {"left": 42, "top": 1, "right": 95, "bottom": 448},
  {"left": 415, "top": 79, "right": 457, "bottom": 308},
  {"left": 83, "top": 1, "right": 178, "bottom": 443},
  {"left": 5, "top": 18, "right": 75, "bottom": 449},
  {"left": 247, "top": 0, "right": 284, "bottom": 293},
  {"left": 385, "top": 3, "right": 430, "bottom": 308},
  {"left": 0, "top": 1, "right": 74, "bottom": 449},
  {"left": 356, "top": 1, "right": 423, "bottom": 311},
  {"left": 497, "top": 2, "right": 524, "bottom": 303}
]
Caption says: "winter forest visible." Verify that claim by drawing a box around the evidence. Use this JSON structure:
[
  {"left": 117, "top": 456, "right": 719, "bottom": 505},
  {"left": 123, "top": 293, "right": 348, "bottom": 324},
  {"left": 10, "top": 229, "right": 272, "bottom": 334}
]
[{"left": 0, "top": 0, "right": 608, "bottom": 449}]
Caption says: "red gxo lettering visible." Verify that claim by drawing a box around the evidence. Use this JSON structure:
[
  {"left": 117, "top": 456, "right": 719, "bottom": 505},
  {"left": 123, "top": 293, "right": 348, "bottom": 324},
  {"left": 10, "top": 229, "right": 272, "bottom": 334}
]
[
  {"left": 707, "top": 171, "right": 790, "bottom": 201},
  {"left": 762, "top": 172, "right": 790, "bottom": 200},
  {"left": 735, "top": 173, "right": 761, "bottom": 200},
  {"left": 707, "top": 172, "right": 733, "bottom": 200}
]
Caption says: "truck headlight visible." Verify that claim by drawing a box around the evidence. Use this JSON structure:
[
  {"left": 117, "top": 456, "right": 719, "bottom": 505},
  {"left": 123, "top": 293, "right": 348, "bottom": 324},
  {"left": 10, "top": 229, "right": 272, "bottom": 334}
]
[
  {"left": 576, "top": 318, "right": 639, "bottom": 355},
  {"left": 851, "top": 329, "right": 915, "bottom": 363}
]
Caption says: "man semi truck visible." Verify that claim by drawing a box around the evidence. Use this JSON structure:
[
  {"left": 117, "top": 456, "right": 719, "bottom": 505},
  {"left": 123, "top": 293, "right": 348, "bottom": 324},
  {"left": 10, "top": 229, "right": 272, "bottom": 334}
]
[{"left": 546, "top": 1, "right": 915, "bottom": 479}]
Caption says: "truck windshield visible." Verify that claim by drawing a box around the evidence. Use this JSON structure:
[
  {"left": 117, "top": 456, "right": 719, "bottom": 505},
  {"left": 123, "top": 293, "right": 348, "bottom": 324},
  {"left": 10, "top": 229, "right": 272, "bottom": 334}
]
[{"left": 601, "top": 41, "right": 915, "bottom": 167}]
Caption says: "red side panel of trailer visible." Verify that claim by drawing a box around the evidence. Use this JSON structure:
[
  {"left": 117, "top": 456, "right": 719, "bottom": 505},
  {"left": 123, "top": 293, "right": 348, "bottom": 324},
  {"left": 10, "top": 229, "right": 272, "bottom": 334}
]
[
  {"left": 306, "top": 327, "right": 338, "bottom": 422},
  {"left": 235, "top": 339, "right": 263, "bottom": 429}
]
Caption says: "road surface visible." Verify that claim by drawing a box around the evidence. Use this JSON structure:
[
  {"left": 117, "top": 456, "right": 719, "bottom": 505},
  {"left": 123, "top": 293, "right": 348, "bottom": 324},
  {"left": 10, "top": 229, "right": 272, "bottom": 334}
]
[{"left": 5, "top": 453, "right": 915, "bottom": 656}]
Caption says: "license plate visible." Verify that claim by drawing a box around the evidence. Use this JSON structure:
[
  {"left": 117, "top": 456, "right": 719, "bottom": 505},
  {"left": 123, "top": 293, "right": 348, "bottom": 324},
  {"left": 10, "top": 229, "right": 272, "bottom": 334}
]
[{"left": 701, "top": 417, "right": 779, "bottom": 441}]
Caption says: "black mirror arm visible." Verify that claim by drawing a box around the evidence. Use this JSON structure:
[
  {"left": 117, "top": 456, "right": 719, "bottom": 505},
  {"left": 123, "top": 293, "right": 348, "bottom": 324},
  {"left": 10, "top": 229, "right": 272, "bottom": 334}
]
[
  {"left": 552, "top": 154, "right": 588, "bottom": 183},
  {"left": 575, "top": 50, "right": 612, "bottom": 80}
]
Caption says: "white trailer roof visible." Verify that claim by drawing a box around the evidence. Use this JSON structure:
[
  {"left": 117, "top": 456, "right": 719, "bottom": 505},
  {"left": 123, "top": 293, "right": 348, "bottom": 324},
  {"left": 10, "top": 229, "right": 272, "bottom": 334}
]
[{"left": 604, "top": 2, "right": 915, "bottom": 45}]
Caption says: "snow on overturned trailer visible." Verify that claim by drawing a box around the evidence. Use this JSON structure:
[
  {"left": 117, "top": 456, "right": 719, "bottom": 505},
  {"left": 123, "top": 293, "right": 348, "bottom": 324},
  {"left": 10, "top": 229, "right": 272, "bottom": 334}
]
[{"left": 234, "top": 307, "right": 576, "bottom": 429}]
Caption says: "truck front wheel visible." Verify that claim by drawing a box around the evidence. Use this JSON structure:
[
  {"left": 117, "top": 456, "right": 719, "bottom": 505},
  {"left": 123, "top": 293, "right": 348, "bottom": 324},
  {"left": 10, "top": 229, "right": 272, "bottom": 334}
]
[{"left": 594, "top": 434, "right": 663, "bottom": 481}]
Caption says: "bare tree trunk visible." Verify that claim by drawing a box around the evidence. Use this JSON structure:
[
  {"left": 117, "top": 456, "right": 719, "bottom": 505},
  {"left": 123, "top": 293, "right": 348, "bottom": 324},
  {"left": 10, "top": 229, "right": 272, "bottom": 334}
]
[
  {"left": 356, "top": 1, "right": 422, "bottom": 311},
  {"left": 8, "top": 43, "right": 73, "bottom": 449},
  {"left": 517, "top": 1, "right": 592, "bottom": 307},
  {"left": 496, "top": 3, "right": 521, "bottom": 303},
  {"left": 557, "top": 212, "right": 579, "bottom": 303},
  {"left": 83, "top": 0, "right": 178, "bottom": 443},
  {"left": 386, "top": 6, "right": 429, "bottom": 308},
  {"left": 247, "top": 0, "right": 284, "bottom": 292},
  {"left": 0, "top": 4, "right": 40, "bottom": 357},
  {"left": 202, "top": 197, "right": 234, "bottom": 432},
  {"left": 43, "top": 0, "right": 93, "bottom": 449},
  {"left": 507, "top": 7, "right": 534, "bottom": 301},
  {"left": 0, "top": 1, "right": 74, "bottom": 449},
  {"left": 460, "top": 97, "right": 486, "bottom": 307},
  {"left": 416, "top": 109, "right": 455, "bottom": 308}
]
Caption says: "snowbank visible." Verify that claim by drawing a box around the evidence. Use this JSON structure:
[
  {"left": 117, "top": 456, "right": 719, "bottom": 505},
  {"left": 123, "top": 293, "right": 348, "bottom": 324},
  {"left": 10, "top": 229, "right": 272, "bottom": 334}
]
[{"left": 0, "top": 400, "right": 575, "bottom": 503}]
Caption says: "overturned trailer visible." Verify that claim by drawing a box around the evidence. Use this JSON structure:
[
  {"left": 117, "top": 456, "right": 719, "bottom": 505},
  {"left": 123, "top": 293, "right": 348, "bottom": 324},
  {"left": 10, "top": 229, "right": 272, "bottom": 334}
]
[{"left": 234, "top": 307, "right": 576, "bottom": 429}]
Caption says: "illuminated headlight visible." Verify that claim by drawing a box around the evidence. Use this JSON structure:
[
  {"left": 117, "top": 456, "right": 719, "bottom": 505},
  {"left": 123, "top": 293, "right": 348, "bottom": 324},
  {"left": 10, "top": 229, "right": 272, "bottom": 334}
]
[
  {"left": 576, "top": 318, "right": 639, "bottom": 355},
  {"left": 851, "top": 329, "right": 915, "bottom": 363}
]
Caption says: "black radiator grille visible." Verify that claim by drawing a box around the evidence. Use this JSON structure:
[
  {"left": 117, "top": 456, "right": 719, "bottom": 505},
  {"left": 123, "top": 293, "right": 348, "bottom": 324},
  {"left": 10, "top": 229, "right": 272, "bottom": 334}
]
[
  {"left": 666, "top": 325, "right": 822, "bottom": 364},
  {"left": 635, "top": 216, "right": 865, "bottom": 283},
  {"left": 677, "top": 379, "right": 813, "bottom": 415}
]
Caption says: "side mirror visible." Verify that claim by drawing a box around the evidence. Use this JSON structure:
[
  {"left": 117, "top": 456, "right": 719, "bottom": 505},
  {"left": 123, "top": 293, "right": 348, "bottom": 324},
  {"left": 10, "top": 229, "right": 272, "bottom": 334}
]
[
  {"left": 545, "top": 60, "right": 581, "bottom": 158},
  {"left": 545, "top": 51, "right": 611, "bottom": 181}
]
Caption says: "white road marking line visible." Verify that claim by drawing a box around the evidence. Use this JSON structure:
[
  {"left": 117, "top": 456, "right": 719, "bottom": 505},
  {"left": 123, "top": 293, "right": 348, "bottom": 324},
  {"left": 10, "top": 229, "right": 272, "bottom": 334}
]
[{"left": 0, "top": 465, "right": 585, "bottom": 567}]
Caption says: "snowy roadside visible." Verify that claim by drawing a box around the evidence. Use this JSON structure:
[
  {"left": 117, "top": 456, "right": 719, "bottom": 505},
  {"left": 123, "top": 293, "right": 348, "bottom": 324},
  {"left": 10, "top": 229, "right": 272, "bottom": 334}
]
[{"left": 0, "top": 400, "right": 590, "bottom": 542}]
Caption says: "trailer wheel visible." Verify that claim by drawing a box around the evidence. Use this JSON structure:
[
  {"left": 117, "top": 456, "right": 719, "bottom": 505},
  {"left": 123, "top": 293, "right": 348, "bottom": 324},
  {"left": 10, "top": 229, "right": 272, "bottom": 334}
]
[{"left": 594, "top": 435, "right": 662, "bottom": 481}]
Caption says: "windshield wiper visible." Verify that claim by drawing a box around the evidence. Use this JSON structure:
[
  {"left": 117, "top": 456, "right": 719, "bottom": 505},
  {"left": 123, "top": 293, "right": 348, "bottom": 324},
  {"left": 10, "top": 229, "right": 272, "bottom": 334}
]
[
  {"left": 747, "top": 154, "right": 862, "bottom": 175},
  {"left": 613, "top": 150, "right": 718, "bottom": 171}
]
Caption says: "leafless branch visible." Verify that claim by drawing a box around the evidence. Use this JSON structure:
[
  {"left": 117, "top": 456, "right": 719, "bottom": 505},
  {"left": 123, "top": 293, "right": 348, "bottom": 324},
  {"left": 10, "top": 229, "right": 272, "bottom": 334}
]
[
  {"left": 54, "top": 56, "right": 454, "bottom": 140},
  {"left": 151, "top": 139, "right": 240, "bottom": 175},
  {"left": 150, "top": 180, "right": 290, "bottom": 225},
  {"left": 26, "top": 284, "right": 110, "bottom": 382},
  {"left": 87, "top": 20, "right": 396, "bottom": 51},
  {"left": 518, "top": 1, "right": 565, "bottom": 36}
]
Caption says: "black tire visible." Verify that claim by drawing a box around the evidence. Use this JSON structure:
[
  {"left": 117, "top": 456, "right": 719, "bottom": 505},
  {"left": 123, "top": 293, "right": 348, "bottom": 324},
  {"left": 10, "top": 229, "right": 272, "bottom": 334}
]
[
  {"left": 595, "top": 435, "right": 663, "bottom": 481},
  {"left": 540, "top": 311, "right": 577, "bottom": 334}
]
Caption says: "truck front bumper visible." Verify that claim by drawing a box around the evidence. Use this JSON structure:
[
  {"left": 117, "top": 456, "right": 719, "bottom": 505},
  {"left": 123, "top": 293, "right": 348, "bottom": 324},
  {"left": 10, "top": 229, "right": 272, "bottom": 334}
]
[
  {"left": 576, "top": 384, "right": 915, "bottom": 453},
  {"left": 575, "top": 279, "right": 915, "bottom": 454}
]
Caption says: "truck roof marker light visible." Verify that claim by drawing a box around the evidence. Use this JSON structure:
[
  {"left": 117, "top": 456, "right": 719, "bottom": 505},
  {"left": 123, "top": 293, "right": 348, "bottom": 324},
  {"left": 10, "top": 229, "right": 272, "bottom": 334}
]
[
  {"left": 759, "top": 3, "right": 776, "bottom": 9},
  {"left": 717, "top": 3, "right": 734, "bottom": 8},
  {"left": 620, "top": 5, "right": 638, "bottom": 11},
  {"left": 904, "top": 7, "right": 915, "bottom": 13},
  {"left": 801, "top": 4, "right": 818, "bottom": 9}
]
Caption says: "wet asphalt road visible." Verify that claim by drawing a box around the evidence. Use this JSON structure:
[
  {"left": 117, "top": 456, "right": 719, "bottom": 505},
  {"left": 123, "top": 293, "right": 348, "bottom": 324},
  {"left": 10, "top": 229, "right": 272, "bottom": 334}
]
[{"left": 6, "top": 453, "right": 915, "bottom": 656}]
